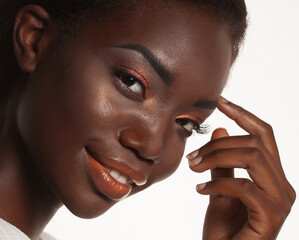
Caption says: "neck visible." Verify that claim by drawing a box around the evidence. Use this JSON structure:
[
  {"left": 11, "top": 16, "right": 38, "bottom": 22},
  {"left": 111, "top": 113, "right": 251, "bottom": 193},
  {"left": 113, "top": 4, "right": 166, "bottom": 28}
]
[{"left": 0, "top": 78, "right": 62, "bottom": 239}]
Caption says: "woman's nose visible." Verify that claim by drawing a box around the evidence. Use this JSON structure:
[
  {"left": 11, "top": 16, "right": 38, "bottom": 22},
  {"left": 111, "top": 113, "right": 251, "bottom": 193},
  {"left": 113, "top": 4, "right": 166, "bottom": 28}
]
[{"left": 119, "top": 120, "right": 167, "bottom": 164}]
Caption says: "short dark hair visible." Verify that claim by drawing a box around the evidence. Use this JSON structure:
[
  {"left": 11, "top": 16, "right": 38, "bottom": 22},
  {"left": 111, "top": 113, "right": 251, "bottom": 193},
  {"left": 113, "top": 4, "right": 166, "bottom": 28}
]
[{"left": 0, "top": 0, "right": 247, "bottom": 101}]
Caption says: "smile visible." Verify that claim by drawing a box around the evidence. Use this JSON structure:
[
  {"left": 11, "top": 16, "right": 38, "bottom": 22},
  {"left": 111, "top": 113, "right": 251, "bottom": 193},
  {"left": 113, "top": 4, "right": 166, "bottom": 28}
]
[
  {"left": 107, "top": 167, "right": 131, "bottom": 185},
  {"left": 85, "top": 147, "right": 147, "bottom": 201}
]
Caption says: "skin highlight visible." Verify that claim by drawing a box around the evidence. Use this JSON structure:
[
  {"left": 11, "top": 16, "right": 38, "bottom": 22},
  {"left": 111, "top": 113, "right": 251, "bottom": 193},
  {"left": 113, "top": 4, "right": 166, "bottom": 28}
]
[{"left": 0, "top": 1, "right": 295, "bottom": 240}]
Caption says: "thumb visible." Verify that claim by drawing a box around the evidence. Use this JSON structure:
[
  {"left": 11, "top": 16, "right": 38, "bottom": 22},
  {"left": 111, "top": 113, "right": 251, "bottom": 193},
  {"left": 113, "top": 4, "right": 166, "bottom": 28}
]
[
  {"left": 210, "top": 128, "right": 234, "bottom": 180},
  {"left": 211, "top": 128, "right": 229, "bottom": 140}
]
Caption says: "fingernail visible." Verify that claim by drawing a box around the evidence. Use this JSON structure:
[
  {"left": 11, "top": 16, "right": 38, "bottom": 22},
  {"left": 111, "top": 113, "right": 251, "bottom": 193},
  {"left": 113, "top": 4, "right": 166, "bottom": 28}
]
[
  {"left": 188, "top": 156, "right": 203, "bottom": 167},
  {"left": 196, "top": 183, "right": 207, "bottom": 191},
  {"left": 186, "top": 150, "right": 199, "bottom": 160}
]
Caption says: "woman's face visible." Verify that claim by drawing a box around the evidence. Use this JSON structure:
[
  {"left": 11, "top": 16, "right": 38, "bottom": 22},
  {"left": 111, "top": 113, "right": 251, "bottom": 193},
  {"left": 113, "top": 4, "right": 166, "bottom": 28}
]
[{"left": 17, "top": 2, "right": 232, "bottom": 217}]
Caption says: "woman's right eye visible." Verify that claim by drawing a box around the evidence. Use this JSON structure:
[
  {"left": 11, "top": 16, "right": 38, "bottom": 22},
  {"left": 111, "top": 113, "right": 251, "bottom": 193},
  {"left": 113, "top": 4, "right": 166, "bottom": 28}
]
[{"left": 113, "top": 68, "right": 147, "bottom": 98}]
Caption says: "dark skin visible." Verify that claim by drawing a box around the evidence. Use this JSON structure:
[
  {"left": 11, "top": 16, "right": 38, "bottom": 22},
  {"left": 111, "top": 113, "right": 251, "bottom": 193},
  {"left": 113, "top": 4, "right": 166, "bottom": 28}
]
[
  {"left": 0, "top": 2, "right": 295, "bottom": 240},
  {"left": 190, "top": 100, "right": 296, "bottom": 239}
]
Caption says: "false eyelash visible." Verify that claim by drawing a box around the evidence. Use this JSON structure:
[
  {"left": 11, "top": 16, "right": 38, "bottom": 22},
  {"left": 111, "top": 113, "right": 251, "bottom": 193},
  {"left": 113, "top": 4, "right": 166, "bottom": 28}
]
[{"left": 194, "top": 123, "right": 210, "bottom": 135}]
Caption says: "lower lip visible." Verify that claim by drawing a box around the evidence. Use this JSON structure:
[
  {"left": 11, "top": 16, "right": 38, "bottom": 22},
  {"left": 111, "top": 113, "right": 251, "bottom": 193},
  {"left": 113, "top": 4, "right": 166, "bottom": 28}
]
[{"left": 86, "top": 151, "right": 132, "bottom": 201}]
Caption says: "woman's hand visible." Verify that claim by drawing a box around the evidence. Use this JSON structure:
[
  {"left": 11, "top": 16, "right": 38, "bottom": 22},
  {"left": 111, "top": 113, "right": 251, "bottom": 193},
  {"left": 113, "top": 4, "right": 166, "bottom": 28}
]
[{"left": 187, "top": 97, "right": 296, "bottom": 240}]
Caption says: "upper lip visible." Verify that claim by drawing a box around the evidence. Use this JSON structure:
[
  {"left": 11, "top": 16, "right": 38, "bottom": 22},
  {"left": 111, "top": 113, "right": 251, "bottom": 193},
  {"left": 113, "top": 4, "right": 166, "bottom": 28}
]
[{"left": 85, "top": 146, "right": 148, "bottom": 186}]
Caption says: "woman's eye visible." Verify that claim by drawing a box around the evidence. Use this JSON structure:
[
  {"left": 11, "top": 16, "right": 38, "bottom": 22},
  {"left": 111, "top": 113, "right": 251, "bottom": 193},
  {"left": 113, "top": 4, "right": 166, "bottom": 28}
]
[
  {"left": 175, "top": 118, "right": 200, "bottom": 134},
  {"left": 114, "top": 69, "right": 145, "bottom": 97},
  {"left": 176, "top": 118, "right": 210, "bottom": 136}
]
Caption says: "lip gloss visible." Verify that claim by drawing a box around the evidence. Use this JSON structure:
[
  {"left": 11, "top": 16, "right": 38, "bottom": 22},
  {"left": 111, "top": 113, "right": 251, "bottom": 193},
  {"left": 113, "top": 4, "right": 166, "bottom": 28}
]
[{"left": 86, "top": 152, "right": 132, "bottom": 200}]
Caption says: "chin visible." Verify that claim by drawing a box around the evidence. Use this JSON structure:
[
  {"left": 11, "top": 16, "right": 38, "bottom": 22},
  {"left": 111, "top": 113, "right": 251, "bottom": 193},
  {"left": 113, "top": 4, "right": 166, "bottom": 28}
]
[{"left": 62, "top": 191, "right": 118, "bottom": 219}]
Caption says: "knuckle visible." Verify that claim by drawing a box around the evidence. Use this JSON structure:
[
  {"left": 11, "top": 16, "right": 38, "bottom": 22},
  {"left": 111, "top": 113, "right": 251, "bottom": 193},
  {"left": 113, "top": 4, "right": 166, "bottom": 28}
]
[
  {"left": 212, "top": 178, "right": 223, "bottom": 187},
  {"left": 279, "top": 193, "right": 293, "bottom": 215},
  {"left": 289, "top": 185, "right": 297, "bottom": 204},
  {"left": 285, "top": 204, "right": 292, "bottom": 216},
  {"left": 261, "top": 122, "right": 274, "bottom": 135},
  {"left": 248, "top": 147, "right": 265, "bottom": 162},
  {"left": 209, "top": 148, "right": 223, "bottom": 159},
  {"left": 285, "top": 202, "right": 293, "bottom": 216},
  {"left": 238, "top": 178, "right": 255, "bottom": 194},
  {"left": 201, "top": 139, "right": 220, "bottom": 154},
  {"left": 249, "top": 134, "right": 263, "bottom": 147},
  {"left": 208, "top": 178, "right": 223, "bottom": 195}
]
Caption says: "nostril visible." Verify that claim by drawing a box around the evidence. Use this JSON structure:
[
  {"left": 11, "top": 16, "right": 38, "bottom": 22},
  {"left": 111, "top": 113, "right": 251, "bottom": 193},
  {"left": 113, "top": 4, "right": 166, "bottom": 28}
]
[
  {"left": 119, "top": 128, "right": 160, "bottom": 164},
  {"left": 129, "top": 146, "right": 155, "bottom": 165}
]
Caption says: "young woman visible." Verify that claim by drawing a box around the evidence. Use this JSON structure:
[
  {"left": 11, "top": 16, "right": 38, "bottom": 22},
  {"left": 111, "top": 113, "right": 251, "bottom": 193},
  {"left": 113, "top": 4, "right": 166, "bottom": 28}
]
[{"left": 0, "top": 0, "right": 295, "bottom": 239}]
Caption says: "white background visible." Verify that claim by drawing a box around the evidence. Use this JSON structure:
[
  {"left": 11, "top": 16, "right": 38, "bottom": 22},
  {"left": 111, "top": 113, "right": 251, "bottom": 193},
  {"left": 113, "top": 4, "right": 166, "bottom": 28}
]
[{"left": 45, "top": 0, "right": 299, "bottom": 239}]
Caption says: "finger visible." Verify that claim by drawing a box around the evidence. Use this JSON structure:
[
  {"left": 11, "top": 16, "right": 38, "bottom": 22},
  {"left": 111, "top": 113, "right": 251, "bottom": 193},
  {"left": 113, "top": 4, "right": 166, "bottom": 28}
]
[
  {"left": 186, "top": 128, "right": 229, "bottom": 160},
  {"left": 217, "top": 97, "right": 296, "bottom": 204},
  {"left": 210, "top": 128, "right": 234, "bottom": 179},
  {"left": 189, "top": 134, "right": 295, "bottom": 205},
  {"left": 211, "top": 128, "right": 229, "bottom": 139},
  {"left": 197, "top": 178, "right": 273, "bottom": 212},
  {"left": 190, "top": 147, "right": 291, "bottom": 211},
  {"left": 197, "top": 178, "right": 288, "bottom": 238},
  {"left": 217, "top": 97, "right": 280, "bottom": 165},
  {"left": 192, "top": 134, "right": 289, "bottom": 190}
]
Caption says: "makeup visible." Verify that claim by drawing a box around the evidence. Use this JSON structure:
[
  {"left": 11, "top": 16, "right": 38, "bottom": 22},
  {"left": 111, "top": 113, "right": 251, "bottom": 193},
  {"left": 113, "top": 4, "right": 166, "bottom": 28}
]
[{"left": 86, "top": 151, "right": 132, "bottom": 201}]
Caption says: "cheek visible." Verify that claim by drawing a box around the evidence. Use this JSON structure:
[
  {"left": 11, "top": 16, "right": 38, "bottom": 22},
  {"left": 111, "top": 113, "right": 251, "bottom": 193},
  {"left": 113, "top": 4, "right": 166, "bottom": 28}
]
[
  {"left": 16, "top": 53, "right": 109, "bottom": 142},
  {"left": 149, "top": 135, "right": 186, "bottom": 185},
  {"left": 15, "top": 52, "right": 126, "bottom": 208}
]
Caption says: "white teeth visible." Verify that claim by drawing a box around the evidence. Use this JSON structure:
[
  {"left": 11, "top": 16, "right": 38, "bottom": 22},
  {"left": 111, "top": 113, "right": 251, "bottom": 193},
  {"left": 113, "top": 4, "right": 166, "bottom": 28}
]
[
  {"left": 118, "top": 175, "right": 129, "bottom": 184},
  {"left": 107, "top": 168, "right": 130, "bottom": 184},
  {"left": 110, "top": 169, "right": 120, "bottom": 179}
]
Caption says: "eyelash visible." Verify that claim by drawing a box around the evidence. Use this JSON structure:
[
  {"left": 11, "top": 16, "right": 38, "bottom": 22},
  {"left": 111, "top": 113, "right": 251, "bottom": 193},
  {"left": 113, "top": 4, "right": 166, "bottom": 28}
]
[
  {"left": 113, "top": 67, "right": 147, "bottom": 99},
  {"left": 175, "top": 118, "right": 210, "bottom": 135},
  {"left": 194, "top": 123, "right": 210, "bottom": 135}
]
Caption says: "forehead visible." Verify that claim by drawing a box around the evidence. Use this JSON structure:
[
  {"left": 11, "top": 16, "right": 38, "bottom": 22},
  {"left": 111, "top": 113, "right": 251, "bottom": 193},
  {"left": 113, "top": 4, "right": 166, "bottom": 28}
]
[{"left": 78, "top": 1, "right": 232, "bottom": 99}]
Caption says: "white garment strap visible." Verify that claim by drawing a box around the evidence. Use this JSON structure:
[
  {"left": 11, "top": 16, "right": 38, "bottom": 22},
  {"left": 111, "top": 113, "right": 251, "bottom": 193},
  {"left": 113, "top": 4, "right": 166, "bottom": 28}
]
[
  {"left": 0, "top": 218, "right": 30, "bottom": 240},
  {"left": 0, "top": 218, "right": 56, "bottom": 240}
]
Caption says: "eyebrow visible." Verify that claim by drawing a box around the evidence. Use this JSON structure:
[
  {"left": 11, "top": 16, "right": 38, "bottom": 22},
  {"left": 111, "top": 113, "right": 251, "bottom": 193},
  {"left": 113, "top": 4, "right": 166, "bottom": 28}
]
[
  {"left": 113, "top": 43, "right": 174, "bottom": 85},
  {"left": 193, "top": 99, "right": 218, "bottom": 110},
  {"left": 113, "top": 44, "right": 217, "bottom": 110}
]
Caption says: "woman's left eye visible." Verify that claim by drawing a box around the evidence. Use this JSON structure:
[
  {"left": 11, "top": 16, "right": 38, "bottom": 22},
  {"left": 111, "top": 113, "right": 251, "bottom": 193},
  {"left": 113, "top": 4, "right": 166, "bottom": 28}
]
[
  {"left": 114, "top": 69, "right": 145, "bottom": 97},
  {"left": 175, "top": 118, "right": 200, "bottom": 134},
  {"left": 175, "top": 118, "right": 209, "bottom": 136}
]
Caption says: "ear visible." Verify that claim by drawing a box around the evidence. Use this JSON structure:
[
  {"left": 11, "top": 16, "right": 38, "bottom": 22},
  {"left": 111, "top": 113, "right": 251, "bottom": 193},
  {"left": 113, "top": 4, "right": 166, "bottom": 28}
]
[{"left": 13, "top": 4, "right": 51, "bottom": 73}]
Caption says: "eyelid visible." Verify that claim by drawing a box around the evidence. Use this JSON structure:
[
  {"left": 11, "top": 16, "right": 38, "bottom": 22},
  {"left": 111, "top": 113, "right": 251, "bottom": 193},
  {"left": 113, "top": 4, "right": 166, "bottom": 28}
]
[
  {"left": 176, "top": 114, "right": 202, "bottom": 125},
  {"left": 175, "top": 114, "right": 210, "bottom": 136},
  {"left": 117, "top": 65, "right": 150, "bottom": 98}
]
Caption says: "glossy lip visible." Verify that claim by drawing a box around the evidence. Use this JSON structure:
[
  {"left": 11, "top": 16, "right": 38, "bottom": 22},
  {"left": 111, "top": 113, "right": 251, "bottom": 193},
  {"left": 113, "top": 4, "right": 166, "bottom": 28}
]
[
  {"left": 86, "top": 149, "right": 131, "bottom": 200},
  {"left": 85, "top": 146, "right": 148, "bottom": 200}
]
